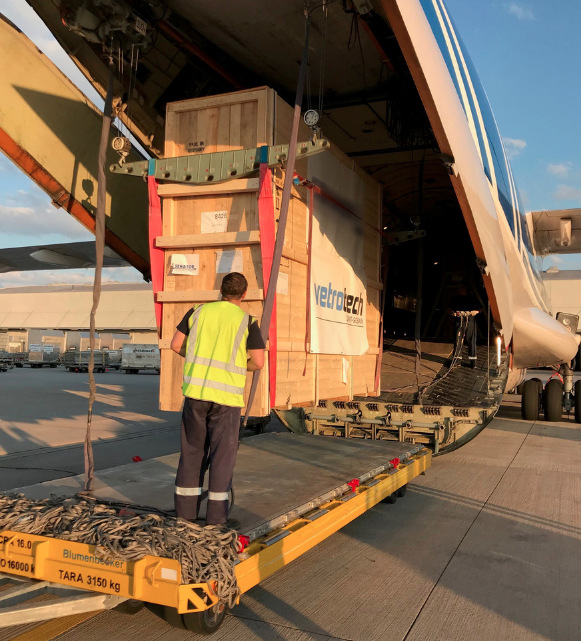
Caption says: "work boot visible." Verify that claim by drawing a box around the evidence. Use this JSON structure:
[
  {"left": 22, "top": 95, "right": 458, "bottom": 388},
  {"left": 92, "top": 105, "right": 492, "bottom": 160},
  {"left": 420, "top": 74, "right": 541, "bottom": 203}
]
[
  {"left": 224, "top": 518, "right": 241, "bottom": 530},
  {"left": 205, "top": 518, "right": 241, "bottom": 530}
]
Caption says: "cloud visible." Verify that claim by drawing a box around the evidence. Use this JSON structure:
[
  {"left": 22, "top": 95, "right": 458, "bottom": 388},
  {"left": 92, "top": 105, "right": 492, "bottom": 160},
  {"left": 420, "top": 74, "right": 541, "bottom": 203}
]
[
  {"left": 553, "top": 184, "right": 581, "bottom": 202},
  {"left": 0, "top": 193, "right": 93, "bottom": 243},
  {"left": 503, "top": 137, "right": 527, "bottom": 159},
  {"left": 547, "top": 162, "right": 572, "bottom": 177},
  {"left": 506, "top": 3, "right": 535, "bottom": 20}
]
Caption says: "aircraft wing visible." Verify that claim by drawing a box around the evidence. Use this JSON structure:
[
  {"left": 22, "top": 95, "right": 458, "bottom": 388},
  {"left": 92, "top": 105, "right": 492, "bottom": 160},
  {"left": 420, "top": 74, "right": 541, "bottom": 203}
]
[
  {"left": 528, "top": 208, "right": 581, "bottom": 255},
  {"left": 0, "top": 242, "right": 129, "bottom": 273}
]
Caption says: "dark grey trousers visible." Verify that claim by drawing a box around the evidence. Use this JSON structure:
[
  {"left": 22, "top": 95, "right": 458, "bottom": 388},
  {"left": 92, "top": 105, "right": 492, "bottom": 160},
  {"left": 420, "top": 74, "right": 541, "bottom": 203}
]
[
  {"left": 174, "top": 397, "right": 240, "bottom": 525},
  {"left": 454, "top": 316, "right": 477, "bottom": 361}
]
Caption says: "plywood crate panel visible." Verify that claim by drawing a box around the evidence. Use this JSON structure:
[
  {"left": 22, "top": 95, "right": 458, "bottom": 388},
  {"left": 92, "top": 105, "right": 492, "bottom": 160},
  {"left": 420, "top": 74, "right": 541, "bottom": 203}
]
[{"left": 156, "top": 87, "right": 382, "bottom": 414}]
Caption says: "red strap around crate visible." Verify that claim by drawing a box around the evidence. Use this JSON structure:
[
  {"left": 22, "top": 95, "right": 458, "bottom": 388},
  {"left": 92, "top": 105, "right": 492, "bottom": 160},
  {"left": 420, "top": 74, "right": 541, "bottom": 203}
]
[
  {"left": 258, "top": 164, "right": 277, "bottom": 407},
  {"left": 147, "top": 175, "right": 164, "bottom": 337}
]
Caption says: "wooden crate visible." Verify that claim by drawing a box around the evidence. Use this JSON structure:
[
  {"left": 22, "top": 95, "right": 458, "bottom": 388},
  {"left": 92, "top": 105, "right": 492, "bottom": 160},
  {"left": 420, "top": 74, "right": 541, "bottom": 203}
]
[{"left": 156, "top": 87, "right": 382, "bottom": 414}]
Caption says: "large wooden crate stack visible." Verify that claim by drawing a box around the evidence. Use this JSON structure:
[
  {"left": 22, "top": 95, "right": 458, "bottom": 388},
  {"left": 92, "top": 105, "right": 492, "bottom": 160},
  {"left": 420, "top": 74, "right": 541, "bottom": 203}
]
[{"left": 156, "top": 87, "right": 382, "bottom": 414}]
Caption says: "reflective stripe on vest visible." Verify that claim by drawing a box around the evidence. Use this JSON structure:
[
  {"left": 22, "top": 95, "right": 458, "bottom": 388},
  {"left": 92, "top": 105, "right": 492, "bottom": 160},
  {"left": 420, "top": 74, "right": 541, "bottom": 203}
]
[{"left": 182, "top": 302, "right": 249, "bottom": 406}]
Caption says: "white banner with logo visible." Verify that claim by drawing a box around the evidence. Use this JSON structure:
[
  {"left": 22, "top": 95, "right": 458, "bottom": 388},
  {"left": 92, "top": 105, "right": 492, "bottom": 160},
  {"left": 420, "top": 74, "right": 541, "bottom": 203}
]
[{"left": 308, "top": 155, "right": 368, "bottom": 355}]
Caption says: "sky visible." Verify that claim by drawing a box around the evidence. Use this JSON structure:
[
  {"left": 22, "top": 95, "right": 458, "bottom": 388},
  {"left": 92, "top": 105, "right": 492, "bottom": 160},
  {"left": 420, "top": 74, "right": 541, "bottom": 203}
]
[{"left": 0, "top": 0, "right": 579, "bottom": 289}]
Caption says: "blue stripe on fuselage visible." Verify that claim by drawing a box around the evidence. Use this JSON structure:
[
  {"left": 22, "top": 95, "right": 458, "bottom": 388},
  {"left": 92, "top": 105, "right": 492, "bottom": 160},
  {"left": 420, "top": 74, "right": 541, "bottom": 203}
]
[{"left": 419, "top": 0, "right": 542, "bottom": 286}]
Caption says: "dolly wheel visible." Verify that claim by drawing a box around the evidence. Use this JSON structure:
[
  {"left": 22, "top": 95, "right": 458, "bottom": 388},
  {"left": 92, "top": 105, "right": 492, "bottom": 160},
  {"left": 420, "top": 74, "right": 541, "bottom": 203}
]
[
  {"left": 183, "top": 602, "right": 228, "bottom": 635},
  {"left": 575, "top": 380, "right": 581, "bottom": 424},
  {"left": 163, "top": 606, "right": 187, "bottom": 629},
  {"left": 397, "top": 484, "right": 407, "bottom": 498},
  {"left": 544, "top": 379, "right": 563, "bottom": 422},
  {"left": 382, "top": 491, "right": 398, "bottom": 504},
  {"left": 115, "top": 599, "right": 144, "bottom": 614}
]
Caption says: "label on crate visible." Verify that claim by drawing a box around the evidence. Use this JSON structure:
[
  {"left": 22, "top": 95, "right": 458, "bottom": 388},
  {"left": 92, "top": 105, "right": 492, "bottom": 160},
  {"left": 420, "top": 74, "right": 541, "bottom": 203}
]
[
  {"left": 201, "top": 210, "right": 228, "bottom": 234},
  {"left": 170, "top": 254, "right": 199, "bottom": 276},
  {"left": 215, "top": 249, "right": 243, "bottom": 274},
  {"left": 276, "top": 272, "right": 288, "bottom": 296},
  {"left": 308, "top": 154, "right": 368, "bottom": 355},
  {"left": 29, "top": 344, "right": 42, "bottom": 352}
]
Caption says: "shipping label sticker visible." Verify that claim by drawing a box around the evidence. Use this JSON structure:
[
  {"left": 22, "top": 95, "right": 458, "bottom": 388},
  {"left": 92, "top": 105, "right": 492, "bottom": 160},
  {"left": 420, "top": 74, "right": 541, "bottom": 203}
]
[
  {"left": 170, "top": 254, "right": 199, "bottom": 276},
  {"left": 215, "top": 249, "right": 243, "bottom": 274},
  {"left": 276, "top": 272, "right": 289, "bottom": 295},
  {"left": 201, "top": 210, "right": 228, "bottom": 234}
]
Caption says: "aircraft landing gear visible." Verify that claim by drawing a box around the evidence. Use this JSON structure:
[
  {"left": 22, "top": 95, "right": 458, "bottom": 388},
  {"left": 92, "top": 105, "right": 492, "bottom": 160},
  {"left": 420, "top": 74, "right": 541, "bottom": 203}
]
[
  {"left": 521, "top": 379, "right": 541, "bottom": 420},
  {"left": 544, "top": 379, "right": 564, "bottom": 421},
  {"left": 521, "top": 365, "right": 580, "bottom": 423},
  {"left": 559, "top": 363, "right": 575, "bottom": 421}
]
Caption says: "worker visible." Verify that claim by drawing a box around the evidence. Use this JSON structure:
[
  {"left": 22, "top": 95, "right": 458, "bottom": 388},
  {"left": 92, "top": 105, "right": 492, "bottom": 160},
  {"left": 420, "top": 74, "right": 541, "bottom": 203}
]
[
  {"left": 170, "top": 272, "right": 265, "bottom": 528},
  {"left": 449, "top": 284, "right": 481, "bottom": 368}
]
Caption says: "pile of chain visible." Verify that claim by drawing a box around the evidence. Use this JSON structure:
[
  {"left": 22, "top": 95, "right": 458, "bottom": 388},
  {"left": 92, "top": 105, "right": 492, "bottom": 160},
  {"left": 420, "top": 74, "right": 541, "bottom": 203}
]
[{"left": 0, "top": 493, "right": 241, "bottom": 608}]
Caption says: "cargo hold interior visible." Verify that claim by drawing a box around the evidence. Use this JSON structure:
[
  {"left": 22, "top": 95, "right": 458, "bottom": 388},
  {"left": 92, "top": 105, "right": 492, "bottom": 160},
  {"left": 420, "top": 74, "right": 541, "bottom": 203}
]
[{"left": 27, "top": 0, "right": 494, "bottom": 402}]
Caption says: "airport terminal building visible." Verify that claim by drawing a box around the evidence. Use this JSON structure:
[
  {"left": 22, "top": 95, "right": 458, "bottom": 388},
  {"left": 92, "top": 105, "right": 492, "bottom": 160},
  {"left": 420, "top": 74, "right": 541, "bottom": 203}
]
[{"left": 0, "top": 282, "right": 157, "bottom": 352}]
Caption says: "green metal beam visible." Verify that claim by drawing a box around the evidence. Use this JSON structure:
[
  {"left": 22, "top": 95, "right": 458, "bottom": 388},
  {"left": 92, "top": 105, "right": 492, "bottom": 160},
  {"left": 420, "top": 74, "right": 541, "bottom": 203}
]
[{"left": 110, "top": 139, "right": 330, "bottom": 184}]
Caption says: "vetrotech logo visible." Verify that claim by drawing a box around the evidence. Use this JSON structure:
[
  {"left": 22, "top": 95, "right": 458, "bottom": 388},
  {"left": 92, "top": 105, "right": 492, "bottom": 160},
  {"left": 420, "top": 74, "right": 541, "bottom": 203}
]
[{"left": 313, "top": 282, "right": 364, "bottom": 318}]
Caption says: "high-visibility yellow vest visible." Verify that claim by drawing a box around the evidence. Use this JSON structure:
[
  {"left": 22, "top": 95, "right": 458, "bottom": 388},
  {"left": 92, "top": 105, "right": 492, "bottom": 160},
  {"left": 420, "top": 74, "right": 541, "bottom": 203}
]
[{"left": 182, "top": 302, "right": 249, "bottom": 407}]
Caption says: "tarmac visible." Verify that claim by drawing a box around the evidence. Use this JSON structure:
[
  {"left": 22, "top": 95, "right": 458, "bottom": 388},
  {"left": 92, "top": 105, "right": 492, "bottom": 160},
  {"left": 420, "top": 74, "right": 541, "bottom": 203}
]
[
  {"left": 0, "top": 367, "right": 181, "bottom": 489},
  {"left": 1, "top": 367, "right": 580, "bottom": 640}
]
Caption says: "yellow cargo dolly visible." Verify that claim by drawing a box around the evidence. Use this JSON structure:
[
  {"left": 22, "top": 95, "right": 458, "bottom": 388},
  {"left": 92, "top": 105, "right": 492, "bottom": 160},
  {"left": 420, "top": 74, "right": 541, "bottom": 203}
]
[{"left": 0, "top": 443, "right": 430, "bottom": 634}]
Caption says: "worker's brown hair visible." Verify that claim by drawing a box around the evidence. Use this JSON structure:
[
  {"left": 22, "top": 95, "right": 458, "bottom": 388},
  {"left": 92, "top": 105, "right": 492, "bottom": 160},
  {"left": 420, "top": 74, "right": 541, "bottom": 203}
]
[{"left": 221, "top": 272, "right": 248, "bottom": 299}]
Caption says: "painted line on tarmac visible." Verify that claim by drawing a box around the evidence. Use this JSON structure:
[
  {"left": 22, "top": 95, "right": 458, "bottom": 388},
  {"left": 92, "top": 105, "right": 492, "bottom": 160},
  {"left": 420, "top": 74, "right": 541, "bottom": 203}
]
[{"left": 5, "top": 610, "right": 100, "bottom": 641}]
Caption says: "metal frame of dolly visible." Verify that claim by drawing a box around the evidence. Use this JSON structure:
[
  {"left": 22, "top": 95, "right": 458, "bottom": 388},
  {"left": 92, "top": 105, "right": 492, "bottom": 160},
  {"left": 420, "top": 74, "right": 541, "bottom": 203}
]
[{"left": 0, "top": 448, "right": 430, "bottom": 630}]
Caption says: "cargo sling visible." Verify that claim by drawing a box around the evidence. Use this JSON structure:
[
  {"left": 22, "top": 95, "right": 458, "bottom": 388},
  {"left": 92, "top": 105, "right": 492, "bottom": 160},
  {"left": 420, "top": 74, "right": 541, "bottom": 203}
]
[{"left": 243, "top": 16, "right": 311, "bottom": 425}]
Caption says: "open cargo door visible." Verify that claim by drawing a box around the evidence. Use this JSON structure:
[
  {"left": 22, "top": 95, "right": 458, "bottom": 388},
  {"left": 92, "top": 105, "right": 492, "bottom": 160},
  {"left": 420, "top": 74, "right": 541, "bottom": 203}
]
[{"left": 0, "top": 15, "right": 149, "bottom": 277}]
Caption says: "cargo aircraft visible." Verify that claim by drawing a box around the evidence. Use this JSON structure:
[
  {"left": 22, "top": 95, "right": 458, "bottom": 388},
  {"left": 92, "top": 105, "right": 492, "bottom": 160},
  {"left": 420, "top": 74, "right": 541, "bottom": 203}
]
[{"left": 2, "top": 0, "right": 580, "bottom": 440}]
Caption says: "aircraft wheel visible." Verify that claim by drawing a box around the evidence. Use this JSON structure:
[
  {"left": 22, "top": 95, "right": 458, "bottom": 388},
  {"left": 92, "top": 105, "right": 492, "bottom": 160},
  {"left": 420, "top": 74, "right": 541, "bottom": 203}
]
[
  {"left": 521, "top": 380, "right": 541, "bottom": 420},
  {"left": 544, "top": 379, "right": 563, "bottom": 422},
  {"left": 182, "top": 602, "right": 228, "bottom": 635},
  {"left": 575, "top": 380, "right": 581, "bottom": 423}
]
